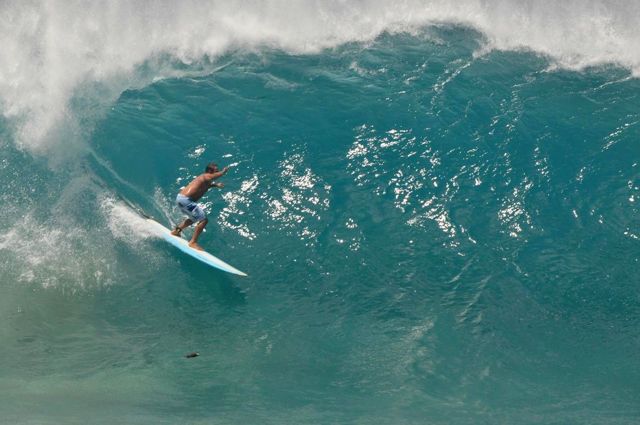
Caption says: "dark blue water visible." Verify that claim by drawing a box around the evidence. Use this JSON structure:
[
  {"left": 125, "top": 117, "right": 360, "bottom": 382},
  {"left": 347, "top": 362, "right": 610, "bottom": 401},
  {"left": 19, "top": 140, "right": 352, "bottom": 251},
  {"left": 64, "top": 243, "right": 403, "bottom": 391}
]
[{"left": 1, "top": 5, "right": 639, "bottom": 424}]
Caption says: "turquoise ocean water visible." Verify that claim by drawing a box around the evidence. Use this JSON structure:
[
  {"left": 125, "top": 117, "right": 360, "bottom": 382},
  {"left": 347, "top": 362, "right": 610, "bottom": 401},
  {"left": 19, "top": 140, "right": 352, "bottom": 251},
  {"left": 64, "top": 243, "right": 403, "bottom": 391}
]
[{"left": 1, "top": 2, "right": 639, "bottom": 424}]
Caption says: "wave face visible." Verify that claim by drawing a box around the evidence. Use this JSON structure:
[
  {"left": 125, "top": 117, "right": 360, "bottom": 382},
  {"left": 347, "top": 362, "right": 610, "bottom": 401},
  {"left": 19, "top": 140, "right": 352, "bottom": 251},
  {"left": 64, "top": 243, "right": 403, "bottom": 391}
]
[{"left": 1, "top": 2, "right": 640, "bottom": 424}]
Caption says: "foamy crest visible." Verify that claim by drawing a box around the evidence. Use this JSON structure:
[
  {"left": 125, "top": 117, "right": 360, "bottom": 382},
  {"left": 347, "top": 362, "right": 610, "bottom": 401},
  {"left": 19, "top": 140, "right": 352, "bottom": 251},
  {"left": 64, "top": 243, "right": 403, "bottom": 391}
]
[{"left": 1, "top": 0, "right": 639, "bottom": 151}]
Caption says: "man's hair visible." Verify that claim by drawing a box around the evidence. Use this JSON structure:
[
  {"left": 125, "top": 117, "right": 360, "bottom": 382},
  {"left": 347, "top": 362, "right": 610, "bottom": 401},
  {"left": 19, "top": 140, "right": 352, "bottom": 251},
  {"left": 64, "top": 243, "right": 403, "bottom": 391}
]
[{"left": 205, "top": 162, "right": 217, "bottom": 173}]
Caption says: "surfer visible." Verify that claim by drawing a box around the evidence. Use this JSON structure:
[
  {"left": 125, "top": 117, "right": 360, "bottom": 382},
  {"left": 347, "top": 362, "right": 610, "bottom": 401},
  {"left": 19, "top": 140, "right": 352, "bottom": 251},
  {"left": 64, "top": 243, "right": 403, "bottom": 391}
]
[{"left": 171, "top": 162, "right": 229, "bottom": 250}]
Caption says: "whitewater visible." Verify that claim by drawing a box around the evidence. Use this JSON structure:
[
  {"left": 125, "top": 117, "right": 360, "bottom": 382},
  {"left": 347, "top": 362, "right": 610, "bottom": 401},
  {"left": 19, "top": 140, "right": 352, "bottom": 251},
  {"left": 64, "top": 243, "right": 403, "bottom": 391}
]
[{"left": 0, "top": 1, "right": 638, "bottom": 424}]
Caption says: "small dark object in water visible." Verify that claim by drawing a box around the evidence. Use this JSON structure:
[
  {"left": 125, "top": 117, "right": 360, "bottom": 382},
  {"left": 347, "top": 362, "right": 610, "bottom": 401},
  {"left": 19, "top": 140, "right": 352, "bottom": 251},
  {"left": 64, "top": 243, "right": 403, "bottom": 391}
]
[{"left": 185, "top": 352, "right": 199, "bottom": 358}]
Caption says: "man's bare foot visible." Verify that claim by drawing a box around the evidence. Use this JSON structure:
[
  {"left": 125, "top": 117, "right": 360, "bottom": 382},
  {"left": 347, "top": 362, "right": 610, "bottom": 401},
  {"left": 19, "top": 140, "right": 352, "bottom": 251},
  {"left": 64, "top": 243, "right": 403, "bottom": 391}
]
[
  {"left": 171, "top": 227, "right": 182, "bottom": 237},
  {"left": 189, "top": 241, "right": 204, "bottom": 251}
]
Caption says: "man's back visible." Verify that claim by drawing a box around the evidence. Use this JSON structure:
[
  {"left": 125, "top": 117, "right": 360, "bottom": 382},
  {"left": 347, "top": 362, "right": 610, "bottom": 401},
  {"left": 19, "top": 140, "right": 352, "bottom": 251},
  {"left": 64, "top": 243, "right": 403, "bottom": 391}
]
[
  {"left": 180, "top": 173, "right": 214, "bottom": 201},
  {"left": 180, "top": 164, "right": 228, "bottom": 201}
]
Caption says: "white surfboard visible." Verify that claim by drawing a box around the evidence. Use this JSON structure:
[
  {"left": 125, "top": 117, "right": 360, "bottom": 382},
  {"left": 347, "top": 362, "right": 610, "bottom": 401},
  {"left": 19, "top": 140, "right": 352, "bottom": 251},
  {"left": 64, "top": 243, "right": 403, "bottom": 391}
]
[{"left": 146, "top": 218, "right": 247, "bottom": 277}]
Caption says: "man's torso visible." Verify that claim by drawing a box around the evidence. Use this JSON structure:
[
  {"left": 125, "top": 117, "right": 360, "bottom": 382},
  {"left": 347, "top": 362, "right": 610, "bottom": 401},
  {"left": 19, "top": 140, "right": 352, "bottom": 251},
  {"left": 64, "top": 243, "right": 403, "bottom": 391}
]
[{"left": 179, "top": 174, "right": 211, "bottom": 201}]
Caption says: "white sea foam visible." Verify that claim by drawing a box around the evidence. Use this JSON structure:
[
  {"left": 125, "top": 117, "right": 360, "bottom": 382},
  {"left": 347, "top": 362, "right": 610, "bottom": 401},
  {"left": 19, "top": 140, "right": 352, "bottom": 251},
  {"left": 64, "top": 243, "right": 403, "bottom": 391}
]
[
  {"left": 1, "top": 0, "right": 639, "bottom": 151},
  {"left": 0, "top": 183, "right": 168, "bottom": 289},
  {"left": 100, "top": 196, "right": 160, "bottom": 244},
  {"left": 0, "top": 212, "right": 114, "bottom": 289}
]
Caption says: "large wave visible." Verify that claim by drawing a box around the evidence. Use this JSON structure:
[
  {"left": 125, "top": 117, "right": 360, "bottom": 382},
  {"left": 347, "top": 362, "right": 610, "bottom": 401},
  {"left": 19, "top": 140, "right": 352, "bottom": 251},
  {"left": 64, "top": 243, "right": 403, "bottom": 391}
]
[{"left": 1, "top": 0, "right": 639, "bottom": 151}]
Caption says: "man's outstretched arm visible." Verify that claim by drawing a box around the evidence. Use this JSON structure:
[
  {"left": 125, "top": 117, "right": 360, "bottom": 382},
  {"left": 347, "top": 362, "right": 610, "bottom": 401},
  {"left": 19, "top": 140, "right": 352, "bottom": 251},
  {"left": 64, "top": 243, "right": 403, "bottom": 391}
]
[{"left": 207, "top": 166, "right": 229, "bottom": 186}]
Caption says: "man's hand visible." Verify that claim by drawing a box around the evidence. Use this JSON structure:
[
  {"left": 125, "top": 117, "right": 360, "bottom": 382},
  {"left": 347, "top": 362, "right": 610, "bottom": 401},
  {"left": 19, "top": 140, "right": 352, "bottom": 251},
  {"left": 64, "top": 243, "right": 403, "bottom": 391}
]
[{"left": 222, "top": 166, "right": 230, "bottom": 174}]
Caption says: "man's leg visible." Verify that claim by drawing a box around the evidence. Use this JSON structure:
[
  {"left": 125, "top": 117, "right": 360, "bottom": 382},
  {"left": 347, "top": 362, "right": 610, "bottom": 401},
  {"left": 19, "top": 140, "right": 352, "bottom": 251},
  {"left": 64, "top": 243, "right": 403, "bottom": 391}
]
[
  {"left": 171, "top": 218, "right": 193, "bottom": 236},
  {"left": 189, "top": 218, "right": 208, "bottom": 250}
]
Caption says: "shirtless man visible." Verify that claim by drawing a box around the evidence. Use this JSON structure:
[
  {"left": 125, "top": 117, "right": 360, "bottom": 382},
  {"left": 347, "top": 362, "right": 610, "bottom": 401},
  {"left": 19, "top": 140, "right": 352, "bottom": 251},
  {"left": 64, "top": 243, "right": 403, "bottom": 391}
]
[{"left": 171, "top": 162, "right": 229, "bottom": 250}]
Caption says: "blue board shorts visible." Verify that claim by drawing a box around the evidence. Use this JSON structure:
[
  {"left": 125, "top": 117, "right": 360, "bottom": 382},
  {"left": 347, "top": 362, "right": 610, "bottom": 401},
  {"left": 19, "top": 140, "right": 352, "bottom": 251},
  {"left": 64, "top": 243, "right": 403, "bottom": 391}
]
[{"left": 176, "top": 194, "right": 206, "bottom": 222}]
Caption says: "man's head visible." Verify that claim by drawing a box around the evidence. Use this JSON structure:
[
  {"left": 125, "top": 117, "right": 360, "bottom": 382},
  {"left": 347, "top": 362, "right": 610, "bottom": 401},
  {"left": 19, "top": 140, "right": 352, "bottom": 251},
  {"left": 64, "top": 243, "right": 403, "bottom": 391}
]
[{"left": 205, "top": 162, "right": 218, "bottom": 173}]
